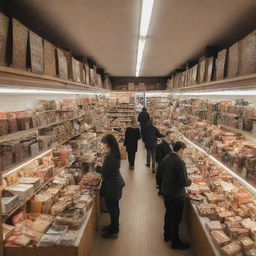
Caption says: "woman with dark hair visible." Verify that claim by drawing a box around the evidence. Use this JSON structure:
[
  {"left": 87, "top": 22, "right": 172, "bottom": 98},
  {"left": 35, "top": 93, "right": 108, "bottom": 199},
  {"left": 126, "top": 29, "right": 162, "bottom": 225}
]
[
  {"left": 99, "top": 134, "right": 125, "bottom": 239},
  {"left": 124, "top": 118, "right": 141, "bottom": 170}
]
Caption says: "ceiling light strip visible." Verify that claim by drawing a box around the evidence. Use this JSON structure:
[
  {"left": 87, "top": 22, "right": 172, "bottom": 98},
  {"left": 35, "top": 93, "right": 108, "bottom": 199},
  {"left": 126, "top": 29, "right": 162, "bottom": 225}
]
[{"left": 136, "top": 0, "right": 155, "bottom": 77}]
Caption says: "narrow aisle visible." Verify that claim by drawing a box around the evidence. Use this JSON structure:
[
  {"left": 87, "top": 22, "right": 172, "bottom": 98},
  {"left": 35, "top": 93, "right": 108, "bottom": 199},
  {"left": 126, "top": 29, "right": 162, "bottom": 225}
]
[{"left": 91, "top": 141, "right": 194, "bottom": 256}]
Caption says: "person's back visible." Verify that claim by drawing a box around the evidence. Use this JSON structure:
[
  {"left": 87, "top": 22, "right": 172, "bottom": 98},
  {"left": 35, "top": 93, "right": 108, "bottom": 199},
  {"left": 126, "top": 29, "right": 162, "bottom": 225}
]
[
  {"left": 160, "top": 153, "right": 189, "bottom": 198},
  {"left": 138, "top": 108, "right": 150, "bottom": 128},
  {"left": 143, "top": 124, "right": 164, "bottom": 149}
]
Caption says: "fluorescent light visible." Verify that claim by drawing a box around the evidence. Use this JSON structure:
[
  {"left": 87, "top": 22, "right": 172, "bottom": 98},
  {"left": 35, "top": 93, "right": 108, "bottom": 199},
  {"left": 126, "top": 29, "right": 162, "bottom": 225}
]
[
  {"left": 140, "top": 0, "right": 155, "bottom": 37},
  {"left": 135, "top": 0, "right": 155, "bottom": 76},
  {"left": 0, "top": 87, "right": 97, "bottom": 95}
]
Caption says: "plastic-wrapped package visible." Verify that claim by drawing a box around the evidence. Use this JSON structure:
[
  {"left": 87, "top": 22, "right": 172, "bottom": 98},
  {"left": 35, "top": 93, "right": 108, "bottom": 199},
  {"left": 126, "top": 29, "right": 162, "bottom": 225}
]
[
  {"left": 37, "top": 234, "right": 61, "bottom": 247},
  {"left": 46, "top": 225, "right": 68, "bottom": 236},
  {"left": 58, "top": 230, "right": 78, "bottom": 246}
]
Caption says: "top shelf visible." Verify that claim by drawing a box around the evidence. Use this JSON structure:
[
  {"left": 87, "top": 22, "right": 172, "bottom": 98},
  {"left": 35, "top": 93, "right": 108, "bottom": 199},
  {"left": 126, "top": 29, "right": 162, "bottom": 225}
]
[
  {"left": 0, "top": 66, "right": 109, "bottom": 92},
  {"left": 169, "top": 73, "right": 256, "bottom": 92}
]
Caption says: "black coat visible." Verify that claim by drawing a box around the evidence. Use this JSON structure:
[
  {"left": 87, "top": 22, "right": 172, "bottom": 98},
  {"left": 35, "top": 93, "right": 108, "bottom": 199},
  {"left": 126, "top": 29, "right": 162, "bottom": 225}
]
[
  {"left": 138, "top": 111, "right": 150, "bottom": 129},
  {"left": 157, "top": 153, "right": 191, "bottom": 198},
  {"left": 143, "top": 125, "right": 164, "bottom": 149},
  {"left": 101, "top": 152, "right": 125, "bottom": 200},
  {"left": 124, "top": 127, "right": 141, "bottom": 152},
  {"left": 156, "top": 140, "right": 174, "bottom": 164}
]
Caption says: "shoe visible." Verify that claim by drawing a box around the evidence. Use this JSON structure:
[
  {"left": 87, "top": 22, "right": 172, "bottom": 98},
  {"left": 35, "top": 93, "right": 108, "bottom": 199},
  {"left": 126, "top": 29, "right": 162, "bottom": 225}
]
[
  {"left": 164, "top": 236, "right": 171, "bottom": 242},
  {"left": 131, "top": 165, "right": 134, "bottom": 170},
  {"left": 158, "top": 191, "right": 162, "bottom": 196},
  {"left": 102, "top": 225, "right": 111, "bottom": 233},
  {"left": 172, "top": 242, "right": 190, "bottom": 250},
  {"left": 152, "top": 169, "right": 156, "bottom": 174},
  {"left": 102, "top": 232, "right": 118, "bottom": 239},
  {"left": 145, "top": 164, "right": 150, "bottom": 167},
  {"left": 129, "top": 165, "right": 133, "bottom": 170}
]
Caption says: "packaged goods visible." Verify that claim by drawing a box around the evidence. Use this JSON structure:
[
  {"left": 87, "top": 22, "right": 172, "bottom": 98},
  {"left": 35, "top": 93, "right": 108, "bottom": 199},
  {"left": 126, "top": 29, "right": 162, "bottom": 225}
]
[{"left": 221, "top": 241, "right": 242, "bottom": 256}]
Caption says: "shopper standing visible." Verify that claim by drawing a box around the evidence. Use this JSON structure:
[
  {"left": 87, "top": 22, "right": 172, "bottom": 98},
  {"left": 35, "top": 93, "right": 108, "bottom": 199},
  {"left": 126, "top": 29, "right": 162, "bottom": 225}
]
[
  {"left": 156, "top": 130, "right": 175, "bottom": 194},
  {"left": 124, "top": 119, "right": 141, "bottom": 170},
  {"left": 99, "top": 134, "right": 125, "bottom": 239},
  {"left": 158, "top": 141, "right": 191, "bottom": 250},
  {"left": 138, "top": 107, "right": 150, "bottom": 138},
  {"left": 143, "top": 119, "right": 164, "bottom": 173}
]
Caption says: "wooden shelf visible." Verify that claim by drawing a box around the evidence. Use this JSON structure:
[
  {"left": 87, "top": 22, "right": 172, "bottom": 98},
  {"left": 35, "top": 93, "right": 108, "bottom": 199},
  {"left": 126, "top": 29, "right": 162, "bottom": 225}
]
[
  {"left": 169, "top": 73, "right": 256, "bottom": 92},
  {"left": 1, "top": 127, "right": 91, "bottom": 178},
  {"left": 0, "top": 114, "right": 85, "bottom": 144},
  {"left": 0, "top": 66, "right": 109, "bottom": 92}
]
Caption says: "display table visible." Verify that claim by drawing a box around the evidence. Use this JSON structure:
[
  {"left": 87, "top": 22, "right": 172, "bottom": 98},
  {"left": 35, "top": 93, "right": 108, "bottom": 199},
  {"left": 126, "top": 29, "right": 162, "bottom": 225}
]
[
  {"left": 4, "top": 194, "right": 101, "bottom": 256},
  {"left": 188, "top": 201, "right": 221, "bottom": 256}
]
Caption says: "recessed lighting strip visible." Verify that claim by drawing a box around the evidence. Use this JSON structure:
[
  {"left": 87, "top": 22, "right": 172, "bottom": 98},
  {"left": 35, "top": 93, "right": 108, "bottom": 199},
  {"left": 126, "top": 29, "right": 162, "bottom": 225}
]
[{"left": 135, "top": 0, "right": 155, "bottom": 77}]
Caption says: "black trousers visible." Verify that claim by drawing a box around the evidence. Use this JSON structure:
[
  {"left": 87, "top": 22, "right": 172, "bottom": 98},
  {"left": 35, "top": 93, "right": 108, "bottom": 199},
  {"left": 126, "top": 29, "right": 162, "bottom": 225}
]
[
  {"left": 127, "top": 151, "right": 136, "bottom": 166},
  {"left": 146, "top": 148, "right": 156, "bottom": 169},
  {"left": 105, "top": 198, "right": 120, "bottom": 233},
  {"left": 164, "top": 195, "right": 185, "bottom": 245}
]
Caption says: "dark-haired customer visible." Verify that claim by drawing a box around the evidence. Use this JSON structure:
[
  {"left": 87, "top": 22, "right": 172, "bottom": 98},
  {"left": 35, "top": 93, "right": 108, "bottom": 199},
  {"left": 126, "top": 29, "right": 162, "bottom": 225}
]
[
  {"left": 158, "top": 141, "right": 192, "bottom": 250},
  {"left": 124, "top": 119, "right": 141, "bottom": 170},
  {"left": 138, "top": 107, "right": 150, "bottom": 138},
  {"left": 99, "top": 134, "right": 125, "bottom": 239}
]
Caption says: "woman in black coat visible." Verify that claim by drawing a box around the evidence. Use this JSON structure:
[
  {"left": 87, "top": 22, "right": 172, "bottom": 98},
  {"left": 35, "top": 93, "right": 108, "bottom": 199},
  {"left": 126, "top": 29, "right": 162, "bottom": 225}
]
[
  {"left": 100, "top": 134, "right": 125, "bottom": 239},
  {"left": 124, "top": 119, "right": 141, "bottom": 170}
]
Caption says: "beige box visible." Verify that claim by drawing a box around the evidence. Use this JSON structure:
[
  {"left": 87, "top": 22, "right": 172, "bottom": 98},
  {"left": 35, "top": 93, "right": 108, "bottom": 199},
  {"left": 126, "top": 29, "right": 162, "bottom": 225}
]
[
  {"left": 43, "top": 40, "right": 56, "bottom": 77},
  {"left": 128, "top": 83, "right": 135, "bottom": 91},
  {"left": 0, "top": 13, "right": 9, "bottom": 65}
]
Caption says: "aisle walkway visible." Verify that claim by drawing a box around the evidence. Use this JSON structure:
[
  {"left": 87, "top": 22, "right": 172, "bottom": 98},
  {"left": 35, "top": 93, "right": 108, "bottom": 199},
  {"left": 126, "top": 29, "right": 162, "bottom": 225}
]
[{"left": 91, "top": 142, "right": 194, "bottom": 256}]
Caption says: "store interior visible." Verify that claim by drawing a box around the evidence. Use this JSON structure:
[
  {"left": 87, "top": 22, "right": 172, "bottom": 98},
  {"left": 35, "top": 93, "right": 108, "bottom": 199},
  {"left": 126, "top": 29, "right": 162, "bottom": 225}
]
[{"left": 1, "top": 1, "right": 256, "bottom": 256}]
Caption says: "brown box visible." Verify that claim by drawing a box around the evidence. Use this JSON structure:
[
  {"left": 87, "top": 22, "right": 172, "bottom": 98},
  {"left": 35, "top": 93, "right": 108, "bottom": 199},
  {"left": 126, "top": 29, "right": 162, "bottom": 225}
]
[
  {"left": 71, "top": 57, "right": 81, "bottom": 83},
  {"left": 43, "top": 40, "right": 56, "bottom": 76},
  {"left": 0, "top": 118, "right": 8, "bottom": 136},
  {"left": 84, "top": 64, "right": 90, "bottom": 85},
  {"left": 198, "top": 57, "right": 206, "bottom": 84},
  {"left": 216, "top": 49, "right": 227, "bottom": 80},
  {"left": 29, "top": 30, "right": 44, "bottom": 74},
  {"left": 191, "top": 64, "right": 199, "bottom": 85},
  {"left": 239, "top": 31, "right": 256, "bottom": 76},
  {"left": 226, "top": 43, "right": 239, "bottom": 78},
  {"left": 56, "top": 48, "right": 68, "bottom": 80},
  {"left": 0, "top": 13, "right": 9, "bottom": 65},
  {"left": 128, "top": 83, "right": 135, "bottom": 91},
  {"left": 11, "top": 18, "right": 28, "bottom": 70},
  {"left": 30, "top": 194, "right": 54, "bottom": 214},
  {"left": 205, "top": 57, "right": 214, "bottom": 82}
]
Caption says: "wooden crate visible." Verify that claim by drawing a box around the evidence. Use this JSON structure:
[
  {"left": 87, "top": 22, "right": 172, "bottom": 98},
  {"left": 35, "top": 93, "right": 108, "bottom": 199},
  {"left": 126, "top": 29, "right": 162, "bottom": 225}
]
[
  {"left": 56, "top": 48, "right": 68, "bottom": 80},
  {"left": 226, "top": 43, "right": 239, "bottom": 78},
  {"left": 29, "top": 30, "right": 44, "bottom": 74},
  {"left": 43, "top": 40, "right": 56, "bottom": 77},
  {"left": 0, "top": 13, "right": 9, "bottom": 66},
  {"left": 215, "top": 49, "right": 227, "bottom": 80},
  {"left": 11, "top": 18, "right": 28, "bottom": 70},
  {"left": 239, "top": 31, "right": 256, "bottom": 76}
]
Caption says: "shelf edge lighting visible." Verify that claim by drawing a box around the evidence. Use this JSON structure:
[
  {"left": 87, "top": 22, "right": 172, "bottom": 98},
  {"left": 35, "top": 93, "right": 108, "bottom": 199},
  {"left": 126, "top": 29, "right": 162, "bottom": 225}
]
[
  {"left": 171, "top": 89, "right": 256, "bottom": 96},
  {"left": 0, "top": 87, "right": 98, "bottom": 95},
  {"left": 176, "top": 131, "right": 256, "bottom": 195},
  {"left": 135, "top": 0, "right": 155, "bottom": 77}
]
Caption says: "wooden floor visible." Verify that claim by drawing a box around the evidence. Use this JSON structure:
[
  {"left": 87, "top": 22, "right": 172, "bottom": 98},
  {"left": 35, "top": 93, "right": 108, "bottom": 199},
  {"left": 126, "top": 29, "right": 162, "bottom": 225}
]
[{"left": 91, "top": 141, "right": 194, "bottom": 256}]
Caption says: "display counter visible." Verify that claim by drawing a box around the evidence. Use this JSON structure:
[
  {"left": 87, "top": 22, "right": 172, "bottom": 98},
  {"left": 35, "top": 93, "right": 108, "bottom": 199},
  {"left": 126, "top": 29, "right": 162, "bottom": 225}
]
[
  {"left": 188, "top": 201, "right": 221, "bottom": 256},
  {"left": 4, "top": 194, "right": 100, "bottom": 256}
]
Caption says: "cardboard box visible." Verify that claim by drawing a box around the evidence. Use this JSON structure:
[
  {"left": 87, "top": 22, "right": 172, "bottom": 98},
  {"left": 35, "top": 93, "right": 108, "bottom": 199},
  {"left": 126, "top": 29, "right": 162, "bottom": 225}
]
[
  {"left": 1, "top": 195, "right": 19, "bottom": 214},
  {"left": 56, "top": 48, "right": 68, "bottom": 80},
  {"left": 0, "top": 13, "right": 9, "bottom": 65},
  {"left": 215, "top": 49, "right": 227, "bottom": 80},
  {"left": 239, "top": 31, "right": 256, "bottom": 75},
  {"left": 29, "top": 30, "right": 44, "bottom": 74},
  {"left": 226, "top": 43, "right": 239, "bottom": 78},
  {"left": 43, "top": 40, "right": 56, "bottom": 77},
  {"left": 128, "top": 83, "right": 135, "bottom": 91},
  {"left": 11, "top": 18, "right": 29, "bottom": 70},
  {"left": 30, "top": 194, "right": 54, "bottom": 214}
]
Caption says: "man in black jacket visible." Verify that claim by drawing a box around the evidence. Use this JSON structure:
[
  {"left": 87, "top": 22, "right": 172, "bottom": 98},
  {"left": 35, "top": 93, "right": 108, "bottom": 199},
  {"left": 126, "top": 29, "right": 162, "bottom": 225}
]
[
  {"left": 158, "top": 141, "right": 192, "bottom": 250},
  {"left": 137, "top": 107, "right": 150, "bottom": 138},
  {"left": 143, "top": 119, "right": 164, "bottom": 173},
  {"left": 156, "top": 130, "right": 175, "bottom": 194}
]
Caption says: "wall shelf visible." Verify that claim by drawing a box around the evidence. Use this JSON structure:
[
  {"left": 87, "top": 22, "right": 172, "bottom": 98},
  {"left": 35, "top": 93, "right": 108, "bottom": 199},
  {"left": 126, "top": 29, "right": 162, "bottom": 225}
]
[
  {"left": 169, "top": 73, "right": 256, "bottom": 92},
  {"left": 0, "top": 66, "right": 109, "bottom": 92}
]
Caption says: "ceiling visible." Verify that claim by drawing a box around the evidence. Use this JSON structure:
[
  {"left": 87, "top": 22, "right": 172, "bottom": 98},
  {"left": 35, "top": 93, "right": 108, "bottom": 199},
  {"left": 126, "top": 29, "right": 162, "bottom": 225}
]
[{"left": 4, "top": 0, "right": 256, "bottom": 77}]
